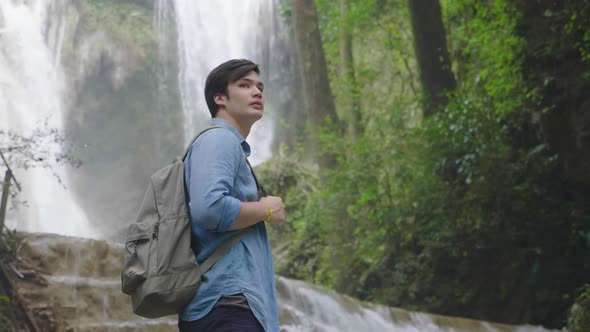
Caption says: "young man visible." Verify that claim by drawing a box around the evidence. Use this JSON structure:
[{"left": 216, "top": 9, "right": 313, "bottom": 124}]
[{"left": 179, "top": 59, "right": 285, "bottom": 332}]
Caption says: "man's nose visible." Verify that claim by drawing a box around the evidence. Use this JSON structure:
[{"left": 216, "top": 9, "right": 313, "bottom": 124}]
[{"left": 252, "top": 86, "right": 262, "bottom": 97}]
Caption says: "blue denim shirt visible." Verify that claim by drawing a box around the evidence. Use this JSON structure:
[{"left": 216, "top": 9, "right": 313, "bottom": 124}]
[{"left": 180, "top": 118, "right": 279, "bottom": 332}]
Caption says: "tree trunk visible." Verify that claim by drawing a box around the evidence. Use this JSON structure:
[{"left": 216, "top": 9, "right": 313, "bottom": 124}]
[
  {"left": 291, "top": 0, "right": 341, "bottom": 168},
  {"left": 407, "top": 0, "right": 456, "bottom": 116},
  {"left": 339, "top": 0, "right": 362, "bottom": 141}
]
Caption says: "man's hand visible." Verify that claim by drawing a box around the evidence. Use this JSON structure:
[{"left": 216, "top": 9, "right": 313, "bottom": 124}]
[
  {"left": 260, "top": 196, "right": 286, "bottom": 224},
  {"left": 229, "top": 196, "right": 286, "bottom": 230}
]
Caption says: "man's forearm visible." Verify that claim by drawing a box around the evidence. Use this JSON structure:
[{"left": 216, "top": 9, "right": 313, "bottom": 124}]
[{"left": 228, "top": 201, "right": 269, "bottom": 230}]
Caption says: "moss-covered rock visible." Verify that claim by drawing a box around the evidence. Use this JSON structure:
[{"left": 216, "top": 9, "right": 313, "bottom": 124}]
[
  {"left": 83, "top": 0, "right": 155, "bottom": 61},
  {"left": 568, "top": 285, "right": 590, "bottom": 332}
]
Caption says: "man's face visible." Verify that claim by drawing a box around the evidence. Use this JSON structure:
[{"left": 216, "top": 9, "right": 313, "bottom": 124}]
[{"left": 215, "top": 71, "right": 264, "bottom": 124}]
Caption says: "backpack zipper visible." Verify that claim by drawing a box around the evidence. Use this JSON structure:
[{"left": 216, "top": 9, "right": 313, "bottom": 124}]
[
  {"left": 152, "top": 223, "right": 159, "bottom": 240},
  {"left": 152, "top": 222, "right": 160, "bottom": 273}
]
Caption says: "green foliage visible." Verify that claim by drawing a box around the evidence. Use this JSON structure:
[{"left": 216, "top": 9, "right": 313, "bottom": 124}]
[
  {"left": 83, "top": 0, "right": 155, "bottom": 60},
  {"left": 444, "top": 0, "right": 526, "bottom": 115},
  {"left": 564, "top": 2, "right": 590, "bottom": 79},
  {"left": 568, "top": 284, "right": 590, "bottom": 332},
  {"left": 272, "top": 0, "right": 590, "bottom": 328}
]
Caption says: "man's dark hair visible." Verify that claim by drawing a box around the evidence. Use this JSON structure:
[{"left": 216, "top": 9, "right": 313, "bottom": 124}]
[{"left": 204, "top": 59, "right": 260, "bottom": 117}]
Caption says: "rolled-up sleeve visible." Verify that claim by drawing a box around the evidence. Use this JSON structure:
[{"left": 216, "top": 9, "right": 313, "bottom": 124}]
[{"left": 186, "top": 129, "right": 242, "bottom": 232}]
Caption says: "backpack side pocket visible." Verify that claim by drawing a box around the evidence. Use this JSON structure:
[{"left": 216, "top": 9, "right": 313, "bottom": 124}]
[
  {"left": 155, "top": 215, "right": 197, "bottom": 275},
  {"left": 121, "top": 222, "right": 152, "bottom": 294}
]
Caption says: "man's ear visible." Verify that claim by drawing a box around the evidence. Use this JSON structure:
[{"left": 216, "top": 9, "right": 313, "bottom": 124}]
[{"left": 214, "top": 94, "right": 227, "bottom": 109}]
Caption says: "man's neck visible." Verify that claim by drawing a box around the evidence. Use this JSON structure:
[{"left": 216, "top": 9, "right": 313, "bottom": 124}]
[{"left": 215, "top": 112, "right": 250, "bottom": 138}]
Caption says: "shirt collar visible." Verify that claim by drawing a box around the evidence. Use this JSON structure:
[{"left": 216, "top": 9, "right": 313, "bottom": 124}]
[{"left": 211, "top": 118, "right": 251, "bottom": 157}]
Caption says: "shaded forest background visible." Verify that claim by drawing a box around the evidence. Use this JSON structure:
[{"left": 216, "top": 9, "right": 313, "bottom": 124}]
[{"left": 262, "top": 0, "right": 590, "bottom": 329}]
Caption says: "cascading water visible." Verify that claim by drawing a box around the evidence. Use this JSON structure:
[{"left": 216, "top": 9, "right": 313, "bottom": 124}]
[
  {"left": 156, "top": 0, "right": 277, "bottom": 165},
  {"left": 276, "top": 277, "right": 556, "bottom": 332},
  {"left": 0, "top": 0, "right": 94, "bottom": 237},
  {"left": 2, "top": 0, "right": 298, "bottom": 239}
]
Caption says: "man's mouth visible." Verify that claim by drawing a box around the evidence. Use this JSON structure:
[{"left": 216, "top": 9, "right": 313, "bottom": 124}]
[{"left": 249, "top": 102, "right": 263, "bottom": 109}]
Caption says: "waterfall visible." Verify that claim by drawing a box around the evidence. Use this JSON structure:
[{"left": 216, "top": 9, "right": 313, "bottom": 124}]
[
  {"left": 156, "top": 0, "right": 278, "bottom": 165},
  {"left": 0, "top": 0, "right": 94, "bottom": 237},
  {"left": 1, "top": 0, "right": 300, "bottom": 239}
]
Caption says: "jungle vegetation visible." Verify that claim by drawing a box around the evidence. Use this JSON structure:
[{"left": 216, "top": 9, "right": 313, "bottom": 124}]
[{"left": 263, "top": 0, "right": 590, "bottom": 329}]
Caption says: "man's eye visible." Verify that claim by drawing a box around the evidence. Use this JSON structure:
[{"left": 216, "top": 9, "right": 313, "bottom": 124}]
[{"left": 239, "top": 83, "right": 249, "bottom": 88}]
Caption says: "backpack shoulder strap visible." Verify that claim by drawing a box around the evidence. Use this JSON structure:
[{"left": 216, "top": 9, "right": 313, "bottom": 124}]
[
  {"left": 181, "top": 126, "right": 222, "bottom": 161},
  {"left": 199, "top": 227, "right": 255, "bottom": 273},
  {"left": 246, "top": 158, "right": 267, "bottom": 198}
]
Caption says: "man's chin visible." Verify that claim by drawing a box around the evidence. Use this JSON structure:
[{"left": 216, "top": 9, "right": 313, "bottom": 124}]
[
  {"left": 251, "top": 110, "right": 264, "bottom": 120},
  {"left": 240, "top": 112, "right": 263, "bottom": 125},
  {"left": 249, "top": 106, "right": 263, "bottom": 112}
]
